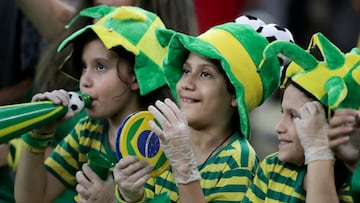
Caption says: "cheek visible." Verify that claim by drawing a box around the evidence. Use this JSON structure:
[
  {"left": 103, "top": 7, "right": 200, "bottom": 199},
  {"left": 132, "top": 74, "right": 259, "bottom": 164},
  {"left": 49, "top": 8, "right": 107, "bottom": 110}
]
[{"left": 100, "top": 75, "right": 128, "bottom": 94}]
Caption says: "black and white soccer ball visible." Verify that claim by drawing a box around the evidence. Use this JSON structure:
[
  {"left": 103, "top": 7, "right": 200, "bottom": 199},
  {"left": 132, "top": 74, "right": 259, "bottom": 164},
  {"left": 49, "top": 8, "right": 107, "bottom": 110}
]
[
  {"left": 68, "top": 92, "right": 85, "bottom": 114},
  {"left": 235, "top": 15, "right": 265, "bottom": 31},
  {"left": 257, "top": 23, "right": 295, "bottom": 67}
]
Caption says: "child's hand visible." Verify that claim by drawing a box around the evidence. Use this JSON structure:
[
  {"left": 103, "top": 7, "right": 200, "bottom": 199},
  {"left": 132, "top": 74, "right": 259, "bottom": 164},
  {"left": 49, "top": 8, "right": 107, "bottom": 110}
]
[
  {"left": 31, "top": 89, "right": 75, "bottom": 134},
  {"left": 75, "top": 164, "right": 115, "bottom": 203},
  {"left": 148, "top": 98, "right": 201, "bottom": 184},
  {"left": 113, "top": 156, "right": 151, "bottom": 202},
  {"left": 294, "top": 101, "right": 334, "bottom": 164},
  {"left": 328, "top": 108, "right": 360, "bottom": 171}
]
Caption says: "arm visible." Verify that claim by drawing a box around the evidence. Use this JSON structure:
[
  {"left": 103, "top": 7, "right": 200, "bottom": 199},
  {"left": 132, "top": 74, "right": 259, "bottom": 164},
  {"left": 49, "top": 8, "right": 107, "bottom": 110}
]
[
  {"left": 15, "top": 145, "right": 67, "bottom": 203},
  {"left": 294, "top": 101, "right": 338, "bottom": 203},
  {"left": 148, "top": 99, "right": 203, "bottom": 203},
  {"left": 14, "top": 89, "right": 74, "bottom": 203},
  {"left": 177, "top": 181, "right": 205, "bottom": 203},
  {"left": 305, "top": 160, "right": 338, "bottom": 202},
  {"left": 15, "top": 0, "right": 77, "bottom": 42}
]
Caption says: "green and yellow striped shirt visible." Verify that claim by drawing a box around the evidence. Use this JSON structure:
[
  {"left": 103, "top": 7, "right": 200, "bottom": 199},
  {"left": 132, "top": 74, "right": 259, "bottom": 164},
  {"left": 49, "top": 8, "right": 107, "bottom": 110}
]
[
  {"left": 117, "top": 132, "right": 259, "bottom": 203},
  {"left": 45, "top": 117, "right": 116, "bottom": 188},
  {"left": 243, "top": 152, "right": 353, "bottom": 203}
]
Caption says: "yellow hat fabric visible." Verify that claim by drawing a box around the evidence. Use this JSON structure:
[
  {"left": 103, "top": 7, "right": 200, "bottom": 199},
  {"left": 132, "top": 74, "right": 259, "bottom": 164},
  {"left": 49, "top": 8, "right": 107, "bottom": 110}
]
[
  {"left": 158, "top": 22, "right": 281, "bottom": 139},
  {"left": 58, "top": 5, "right": 168, "bottom": 96},
  {"left": 263, "top": 32, "right": 360, "bottom": 114}
]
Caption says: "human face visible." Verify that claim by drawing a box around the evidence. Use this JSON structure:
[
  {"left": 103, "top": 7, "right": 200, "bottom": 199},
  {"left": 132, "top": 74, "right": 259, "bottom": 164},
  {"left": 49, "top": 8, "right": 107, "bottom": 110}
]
[
  {"left": 275, "top": 84, "right": 311, "bottom": 165},
  {"left": 92, "top": 0, "right": 137, "bottom": 7},
  {"left": 176, "top": 53, "right": 237, "bottom": 130},
  {"left": 80, "top": 39, "right": 139, "bottom": 120}
]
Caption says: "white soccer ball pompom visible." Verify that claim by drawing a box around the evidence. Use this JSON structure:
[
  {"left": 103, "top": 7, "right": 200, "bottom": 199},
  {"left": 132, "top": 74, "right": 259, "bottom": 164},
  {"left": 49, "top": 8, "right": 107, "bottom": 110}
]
[
  {"left": 257, "top": 23, "right": 295, "bottom": 67},
  {"left": 235, "top": 15, "right": 265, "bottom": 31},
  {"left": 68, "top": 92, "right": 85, "bottom": 114}
]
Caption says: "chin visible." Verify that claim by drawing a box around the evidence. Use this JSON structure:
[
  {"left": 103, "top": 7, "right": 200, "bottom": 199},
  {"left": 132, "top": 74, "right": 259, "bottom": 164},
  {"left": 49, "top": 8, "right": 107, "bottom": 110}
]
[
  {"left": 277, "top": 151, "right": 288, "bottom": 162},
  {"left": 278, "top": 152, "right": 304, "bottom": 166}
]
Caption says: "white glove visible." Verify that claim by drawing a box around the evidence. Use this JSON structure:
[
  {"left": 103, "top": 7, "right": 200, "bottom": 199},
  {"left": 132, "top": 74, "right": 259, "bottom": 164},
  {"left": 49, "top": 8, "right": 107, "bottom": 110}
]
[
  {"left": 148, "top": 99, "right": 201, "bottom": 184},
  {"left": 294, "top": 101, "right": 334, "bottom": 164}
]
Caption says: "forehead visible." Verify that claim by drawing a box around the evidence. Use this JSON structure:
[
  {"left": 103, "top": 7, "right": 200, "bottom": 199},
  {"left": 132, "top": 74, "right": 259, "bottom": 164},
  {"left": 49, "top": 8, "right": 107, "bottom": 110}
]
[
  {"left": 186, "top": 53, "right": 222, "bottom": 70},
  {"left": 82, "top": 39, "right": 116, "bottom": 58},
  {"left": 282, "top": 85, "right": 312, "bottom": 110}
]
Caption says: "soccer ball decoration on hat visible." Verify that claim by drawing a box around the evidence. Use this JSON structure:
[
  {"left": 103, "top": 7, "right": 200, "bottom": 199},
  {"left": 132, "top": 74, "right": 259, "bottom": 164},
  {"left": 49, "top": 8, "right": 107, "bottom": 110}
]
[
  {"left": 235, "top": 15, "right": 295, "bottom": 69},
  {"left": 234, "top": 15, "right": 265, "bottom": 31},
  {"left": 257, "top": 23, "right": 295, "bottom": 68}
]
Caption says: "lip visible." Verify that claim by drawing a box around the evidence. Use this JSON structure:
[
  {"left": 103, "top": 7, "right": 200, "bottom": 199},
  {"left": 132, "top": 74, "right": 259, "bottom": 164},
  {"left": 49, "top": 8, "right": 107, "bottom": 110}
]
[
  {"left": 278, "top": 138, "right": 292, "bottom": 146},
  {"left": 178, "top": 95, "right": 200, "bottom": 103}
]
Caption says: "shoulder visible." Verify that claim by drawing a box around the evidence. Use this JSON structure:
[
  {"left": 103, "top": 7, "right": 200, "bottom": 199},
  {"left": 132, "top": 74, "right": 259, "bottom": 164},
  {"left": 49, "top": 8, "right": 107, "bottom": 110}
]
[
  {"left": 224, "top": 133, "right": 259, "bottom": 168},
  {"left": 74, "top": 117, "right": 108, "bottom": 133}
]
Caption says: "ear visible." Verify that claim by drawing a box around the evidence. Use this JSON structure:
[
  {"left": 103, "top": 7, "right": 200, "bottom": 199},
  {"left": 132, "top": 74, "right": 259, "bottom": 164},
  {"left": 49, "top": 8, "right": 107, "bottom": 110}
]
[
  {"left": 130, "top": 74, "right": 139, "bottom": 91},
  {"left": 231, "top": 95, "right": 237, "bottom": 107}
]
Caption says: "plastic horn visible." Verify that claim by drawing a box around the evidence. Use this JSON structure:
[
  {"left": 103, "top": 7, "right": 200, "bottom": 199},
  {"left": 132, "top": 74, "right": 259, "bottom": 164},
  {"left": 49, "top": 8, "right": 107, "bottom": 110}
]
[{"left": 0, "top": 92, "right": 91, "bottom": 143}]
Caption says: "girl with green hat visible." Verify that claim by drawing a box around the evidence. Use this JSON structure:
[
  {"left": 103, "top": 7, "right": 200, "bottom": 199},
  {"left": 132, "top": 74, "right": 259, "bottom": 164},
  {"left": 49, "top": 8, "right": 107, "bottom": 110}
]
[
  {"left": 113, "top": 21, "right": 283, "bottom": 202},
  {"left": 15, "top": 5, "right": 173, "bottom": 203},
  {"left": 243, "top": 32, "right": 359, "bottom": 202}
]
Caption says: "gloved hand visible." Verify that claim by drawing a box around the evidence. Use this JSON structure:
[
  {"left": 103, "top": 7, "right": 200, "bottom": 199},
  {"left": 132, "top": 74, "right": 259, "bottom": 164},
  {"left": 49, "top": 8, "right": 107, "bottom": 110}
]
[
  {"left": 148, "top": 98, "right": 201, "bottom": 184},
  {"left": 294, "top": 101, "right": 334, "bottom": 164}
]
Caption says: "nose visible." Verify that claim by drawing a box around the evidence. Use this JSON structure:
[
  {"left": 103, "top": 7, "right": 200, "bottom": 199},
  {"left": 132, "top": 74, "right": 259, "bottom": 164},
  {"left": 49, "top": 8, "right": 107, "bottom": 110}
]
[
  {"left": 275, "top": 116, "right": 286, "bottom": 135},
  {"left": 178, "top": 75, "right": 196, "bottom": 91},
  {"left": 80, "top": 69, "right": 92, "bottom": 89}
]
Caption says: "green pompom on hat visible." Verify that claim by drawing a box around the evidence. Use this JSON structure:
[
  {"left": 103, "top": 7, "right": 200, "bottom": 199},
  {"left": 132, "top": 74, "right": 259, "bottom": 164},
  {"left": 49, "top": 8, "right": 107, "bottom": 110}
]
[
  {"left": 58, "top": 5, "right": 168, "bottom": 96},
  {"left": 263, "top": 32, "right": 360, "bottom": 115},
  {"left": 158, "top": 22, "right": 281, "bottom": 139}
]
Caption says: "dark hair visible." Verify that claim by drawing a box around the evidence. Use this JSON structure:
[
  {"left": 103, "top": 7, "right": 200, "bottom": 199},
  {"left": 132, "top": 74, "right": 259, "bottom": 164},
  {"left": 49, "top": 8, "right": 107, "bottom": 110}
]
[{"left": 209, "top": 58, "right": 240, "bottom": 133}]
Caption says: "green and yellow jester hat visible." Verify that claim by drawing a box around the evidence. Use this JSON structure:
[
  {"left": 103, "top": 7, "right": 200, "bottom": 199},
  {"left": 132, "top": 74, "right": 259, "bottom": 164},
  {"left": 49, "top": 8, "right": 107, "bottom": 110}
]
[
  {"left": 57, "top": 5, "right": 168, "bottom": 95},
  {"left": 262, "top": 32, "right": 360, "bottom": 116},
  {"left": 157, "top": 22, "right": 281, "bottom": 139}
]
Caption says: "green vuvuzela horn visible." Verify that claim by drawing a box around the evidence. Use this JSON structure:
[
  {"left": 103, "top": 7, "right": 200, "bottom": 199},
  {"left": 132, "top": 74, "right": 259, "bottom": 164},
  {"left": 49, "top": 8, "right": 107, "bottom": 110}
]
[{"left": 0, "top": 92, "right": 91, "bottom": 143}]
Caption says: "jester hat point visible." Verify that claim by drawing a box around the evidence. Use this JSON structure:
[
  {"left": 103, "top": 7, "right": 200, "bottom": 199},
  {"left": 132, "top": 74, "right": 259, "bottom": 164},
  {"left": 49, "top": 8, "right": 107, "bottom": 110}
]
[
  {"left": 263, "top": 32, "right": 360, "bottom": 114},
  {"left": 158, "top": 22, "right": 281, "bottom": 139},
  {"left": 58, "top": 5, "right": 168, "bottom": 96}
]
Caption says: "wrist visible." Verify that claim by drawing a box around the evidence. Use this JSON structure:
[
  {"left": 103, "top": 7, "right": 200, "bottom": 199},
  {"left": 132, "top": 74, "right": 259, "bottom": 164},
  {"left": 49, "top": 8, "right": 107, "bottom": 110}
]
[
  {"left": 32, "top": 129, "right": 55, "bottom": 136},
  {"left": 173, "top": 164, "right": 201, "bottom": 184},
  {"left": 21, "top": 131, "right": 54, "bottom": 153},
  {"left": 304, "top": 146, "right": 334, "bottom": 164},
  {"left": 115, "top": 184, "right": 144, "bottom": 203}
]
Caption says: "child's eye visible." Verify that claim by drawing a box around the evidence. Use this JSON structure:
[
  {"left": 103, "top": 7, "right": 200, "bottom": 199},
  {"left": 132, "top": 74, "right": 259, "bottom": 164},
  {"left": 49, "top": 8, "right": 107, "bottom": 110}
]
[
  {"left": 81, "top": 63, "right": 87, "bottom": 73},
  {"left": 289, "top": 111, "right": 300, "bottom": 120},
  {"left": 97, "top": 63, "right": 106, "bottom": 71},
  {"left": 182, "top": 67, "right": 190, "bottom": 75},
  {"left": 200, "top": 71, "right": 211, "bottom": 77}
]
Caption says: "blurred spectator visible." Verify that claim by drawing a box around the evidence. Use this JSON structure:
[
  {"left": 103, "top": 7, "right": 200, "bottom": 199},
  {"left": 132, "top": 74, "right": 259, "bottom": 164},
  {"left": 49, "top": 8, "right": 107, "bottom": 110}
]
[
  {"left": 0, "top": 1, "right": 44, "bottom": 105},
  {"left": 139, "top": 0, "right": 198, "bottom": 35},
  {"left": 0, "top": 1, "right": 45, "bottom": 202}
]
